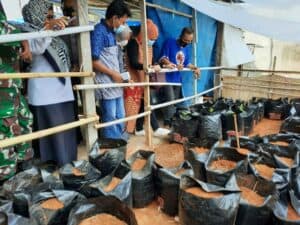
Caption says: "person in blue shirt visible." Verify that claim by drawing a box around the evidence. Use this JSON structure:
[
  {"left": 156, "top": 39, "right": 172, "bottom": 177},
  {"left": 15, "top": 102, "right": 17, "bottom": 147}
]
[
  {"left": 91, "top": 0, "right": 131, "bottom": 140},
  {"left": 159, "top": 27, "right": 200, "bottom": 127}
]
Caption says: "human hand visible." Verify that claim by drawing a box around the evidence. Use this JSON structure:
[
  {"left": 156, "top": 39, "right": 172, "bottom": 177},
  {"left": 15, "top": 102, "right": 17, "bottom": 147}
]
[
  {"left": 151, "top": 65, "right": 161, "bottom": 72},
  {"left": 164, "top": 63, "right": 176, "bottom": 69},
  {"left": 177, "top": 64, "right": 184, "bottom": 71},
  {"left": 111, "top": 71, "right": 123, "bottom": 83},
  {"left": 193, "top": 67, "right": 201, "bottom": 79},
  {"left": 44, "top": 17, "right": 69, "bottom": 30},
  {"left": 20, "top": 41, "right": 32, "bottom": 62}
]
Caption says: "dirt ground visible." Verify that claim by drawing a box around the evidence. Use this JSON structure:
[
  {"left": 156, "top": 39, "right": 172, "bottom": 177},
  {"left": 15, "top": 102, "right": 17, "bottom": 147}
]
[{"left": 77, "top": 119, "right": 282, "bottom": 225}]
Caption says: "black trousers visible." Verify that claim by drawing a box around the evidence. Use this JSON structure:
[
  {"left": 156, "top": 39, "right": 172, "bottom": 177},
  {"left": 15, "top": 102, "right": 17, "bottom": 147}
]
[{"left": 136, "top": 98, "right": 160, "bottom": 132}]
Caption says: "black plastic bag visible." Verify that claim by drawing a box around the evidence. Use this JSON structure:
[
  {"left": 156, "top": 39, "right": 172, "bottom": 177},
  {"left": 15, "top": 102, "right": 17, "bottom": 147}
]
[
  {"left": 183, "top": 142, "right": 209, "bottom": 180},
  {"left": 67, "top": 196, "right": 138, "bottom": 225},
  {"left": 230, "top": 136, "right": 262, "bottom": 153},
  {"left": 248, "top": 154, "right": 278, "bottom": 181},
  {"left": 80, "top": 162, "right": 132, "bottom": 206},
  {"left": 290, "top": 98, "right": 300, "bottom": 116},
  {"left": 89, "top": 139, "right": 127, "bottom": 178},
  {"left": 265, "top": 98, "right": 290, "bottom": 120},
  {"left": 154, "top": 161, "right": 194, "bottom": 216},
  {"left": 30, "top": 189, "right": 86, "bottom": 225},
  {"left": 13, "top": 170, "right": 64, "bottom": 218},
  {"left": 179, "top": 175, "right": 240, "bottom": 225},
  {"left": 59, "top": 160, "right": 101, "bottom": 191},
  {"left": 249, "top": 98, "right": 265, "bottom": 122},
  {"left": 236, "top": 174, "right": 277, "bottom": 225},
  {"left": 198, "top": 113, "right": 222, "bottom": 148},
  {"left": 127, "top": 150, "right": 155, "bottom": 208},
  {"left": 281, "top": 116, "right": 300, "bottom": 134},
  {"left": 238, "top": 109, "right": 255, "bottom": 136},
  {"left": 205, "top": 147, "right": 247, "bottom": 186},
  {"left": 221, "top": 109, "right": 235, "bottom": 140}
]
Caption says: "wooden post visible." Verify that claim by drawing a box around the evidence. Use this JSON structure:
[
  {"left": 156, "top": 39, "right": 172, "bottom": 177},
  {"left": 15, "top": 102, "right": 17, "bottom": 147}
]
[
  {"left": 141, "top": 0, "right": 152, "bottom": 147},
  {"left": 233, "top": 114, "right": 240, "bottom": 149},
  {"left": 192, "top": 9, "right": 198, "bottom": 104},
  {"left": 214, "top": 22, "right": 224, "bottom": 100},
  {"left": 76, "top": 0, "right": 98, "bottom": 152}
]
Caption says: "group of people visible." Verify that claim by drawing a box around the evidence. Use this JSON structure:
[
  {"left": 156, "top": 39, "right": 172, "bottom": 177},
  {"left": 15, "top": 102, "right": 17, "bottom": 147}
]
[{"left": 0, "top": 0, "right": 200, "bottom": 180}]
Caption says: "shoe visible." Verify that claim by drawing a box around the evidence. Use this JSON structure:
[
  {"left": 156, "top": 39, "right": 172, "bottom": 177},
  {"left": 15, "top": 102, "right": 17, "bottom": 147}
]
[
  {"left": 135, "top": 130, "right": 145, "bottom": 136},
  {"left": 154, "top": 128, "right": 170, "bottom": 137}
]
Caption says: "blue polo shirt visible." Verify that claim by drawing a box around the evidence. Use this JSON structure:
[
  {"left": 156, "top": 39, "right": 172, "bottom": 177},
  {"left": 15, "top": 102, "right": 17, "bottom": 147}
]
[{"left": 160, "top": 38, "right": 191, "bottom": 83}]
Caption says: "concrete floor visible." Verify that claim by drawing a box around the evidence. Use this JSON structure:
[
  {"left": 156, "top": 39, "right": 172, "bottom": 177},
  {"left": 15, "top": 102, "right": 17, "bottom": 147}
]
[{"left": 77, "top": 119, "right": 283, "bottom": 225}]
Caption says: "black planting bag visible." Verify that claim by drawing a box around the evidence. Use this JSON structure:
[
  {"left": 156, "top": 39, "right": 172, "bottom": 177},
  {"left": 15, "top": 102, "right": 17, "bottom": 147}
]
[
  {"left": 236, "top": 174, "right": 277, "bottom": 225},
  {"left": 154, "top": 161, "right": 194, "bottom": 216},
  {"left": 59, "top": 160, "right": 101, "bottom": 191},
  {"left": 30, "top": 190, "right": 86, "bottom": 225},
  {"left": 127, "top": 150, "right": 155, "bottom": 208},
  {"left": 89, "top": 139, "right": 127, "bottom": 178},
  {"left": 179, "top": 175, "right": 240, "bottom": 225},
  {"left": 221, "top": 110, "right": 235, "bottom": 140},
  {"left": 281, "top": 116, "right": 300, "bottom": 134},
  {"left": 183, "top": 142, "right": 210, "bottom": 181},
  {"left": 265, "top": 98, "right": 291, "bottom": 120},
  {"left": 80, "top": 161, "right": 132, "bottom": 206},
  {"left": 238, "top": 109, "right": 255, "bottom": 136},
  {"left": 205, "top": 147, "right": 248, "bottom": 186},
  {"left": 67, "top": 196, "right": 138, "bottom": 225}
]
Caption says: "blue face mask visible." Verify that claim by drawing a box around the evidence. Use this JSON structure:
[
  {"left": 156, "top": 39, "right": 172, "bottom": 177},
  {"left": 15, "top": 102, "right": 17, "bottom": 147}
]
[
  {"left": 114, "top": 25, "right": 126, "bottom": 34},
  {"left": 148, "top": 40, "right": 155, "bottom": 46}
]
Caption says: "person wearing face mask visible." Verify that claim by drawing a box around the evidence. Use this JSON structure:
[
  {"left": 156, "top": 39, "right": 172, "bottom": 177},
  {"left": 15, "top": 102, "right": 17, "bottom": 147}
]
[
  {"left": 91, "top": 0, "right": 131, "bottom": 140},
  {"left": 116, "top": 24, "right": 132, "bottom": 74},
  {"left": 159, "top": 27, "right": 201, "bottom": 128},
  {"left": 125, "top": 19, "right": 170, "bottom": 137}
]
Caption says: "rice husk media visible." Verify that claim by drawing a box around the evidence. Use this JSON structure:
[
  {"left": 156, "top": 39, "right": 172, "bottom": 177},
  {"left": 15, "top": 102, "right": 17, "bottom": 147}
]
[
  {"left": 287, "top": 203, "right": 300, "bottom": 221},
  {"left": 154, "top": 143, "right": 184, "bottom": 168},
  {"left": 278, "top": 156, "right": 294, "bottom": 167},
  {"left": 79, "top": 213, "right": 127, "bottom": 225},
  {"left": 41, "top": 198, "right": 64, "bottom": 210},
  {"left": 103, "top": 177, "right": 122, "bottom": 192},
  {"left": 270, "top": 141, "right": 289, "bottom": 147},
  {"left": 185, "top": 187, "right": 223, "bottom": 199},
  {"left": 254, "top": 164, "right": 275, "bottom": 180},
  {"left": 240, "top": 186, "right": 265, "bottom": 206},
  {"left": 192, "top": 147, "right": 209, "bottom": 154},
  {"left": 131, "top": 158, "right": 147, "bottom": 171},
  {"left": 72, "top": 168, "right": 86, "bottom": 176},
  {"left": 209, "top": 159, "right": 237, "bottom": 172},
  {"left": 236, "top": 148, "right": 251, "bottom": 156}
]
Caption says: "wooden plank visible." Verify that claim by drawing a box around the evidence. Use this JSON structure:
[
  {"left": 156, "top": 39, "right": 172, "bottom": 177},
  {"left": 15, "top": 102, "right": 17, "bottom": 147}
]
[
  {"left": 192, "top": 9, "right": 198, "bottom": 104},
  {"left": 0, "top": 72, "right": 94, "bottom": 79},
  {"left": 214, "top": 22, "right": 224, "bottom": 99},
  {"left": 141, "top": 0, "right": 152, "bottom": 147},
  {"left": 76, "top": 0, "right": 98, "bottom": 152}
]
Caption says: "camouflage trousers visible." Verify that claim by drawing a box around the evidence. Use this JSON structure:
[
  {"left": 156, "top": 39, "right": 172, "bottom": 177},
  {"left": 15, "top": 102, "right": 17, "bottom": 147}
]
[{"left": 0, "top": 88, "right": 33, "bottom": 180}]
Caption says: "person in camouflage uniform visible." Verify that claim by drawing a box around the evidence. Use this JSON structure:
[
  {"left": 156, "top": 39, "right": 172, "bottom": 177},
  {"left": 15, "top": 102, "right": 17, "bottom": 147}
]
[{"left": 0, "top": 5, "right": 33, "bottom": 180}]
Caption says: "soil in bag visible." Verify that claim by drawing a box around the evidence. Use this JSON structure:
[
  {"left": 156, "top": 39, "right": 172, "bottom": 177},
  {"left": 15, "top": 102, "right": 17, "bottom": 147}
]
[
  {"left": 80, "top": 162, "right": 132, "bottom": 206},
  {"left": 206, "top": 147, "right": 247, "bottom": 186},
  {"left": 179, "top": 175, "right": 240, "bottom": 225},
  {"left": 183, "top": 142, "right": 209, "bottom": 181},
  {"left": 249, "top": 154, "right": 277, "bottom": 181},
  {"left": 30, "top": 190, "right": 86, "bottom": 225},
  {"left": 154, "top": 161, "right": 194, "bottom": 216},
  {"left": 127, "top": 150, "right": 155, "bottom": 208},
  {"left": 89, "top": 139, "right": 127, "bottom": 177},
  {"left": 59, "top": 160, "right": 101, "bottom": 191},
  {"left": 67, "top": 196, "right": 138, "bottom": 225},
  {"left": 236, "top": 174, "right": 277, "bottom": 225},
  {"left": 154, "top": 143, "right": 185, "bottom": 168}
]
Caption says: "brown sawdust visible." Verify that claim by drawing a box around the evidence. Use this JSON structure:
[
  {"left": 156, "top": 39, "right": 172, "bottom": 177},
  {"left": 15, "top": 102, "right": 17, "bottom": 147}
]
[
  {"left": 72, "top": 168, "right": 86, "bottom": 176},
  {"left": 79, "top": 214, "right": 127, "bottom": 225},
  {"left": 132, "top": 158, "right": 147, "bottom": 171},
  {"left": 185, "top": 187, "right": 223, "bottom": 199},
  {"left": 250, "top": 119, "right": 281, "bottom": 137},
  {"left": 41, "top": 198, "right": 64, "bottom": 210},
  {"left": 254, "top": 164, "right": 275, "bottom": 180},
  {"left": 191, "top": 147, "right": 209, "bottom": 154},
  {"left": 237, "top": 148, "right": 251, "bottom": 156},
  {"left": 209, "top": 159, "right": 237, "bottom": 172},
  {"left": 103, "top": 177, "right": 122, "bottom": 192},
  {"left": 154, "top": 143, "right": 184, "bottom": 168},
  {"left": 175, "top": 168, "right": 186, "bottom": 176},
  {"left": 278, "top": 156, "right": 294, "bottom": 167},
  {"left": 240, "top": 186, "right": 265, "bottom": 206},
  {"left": 270, "top": 141, "right": 289, "bottom": 147},
  {"left": 287, "top": 203, "right": 300, "bottom": 221}
]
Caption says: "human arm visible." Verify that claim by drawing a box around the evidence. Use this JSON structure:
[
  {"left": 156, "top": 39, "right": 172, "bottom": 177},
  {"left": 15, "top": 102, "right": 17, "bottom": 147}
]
[
  {"left": 159, "top": 39, "right": 176, "bottom": 69},
  {"left": 20, "top": 40, "right": 32, "bottom": 62}
]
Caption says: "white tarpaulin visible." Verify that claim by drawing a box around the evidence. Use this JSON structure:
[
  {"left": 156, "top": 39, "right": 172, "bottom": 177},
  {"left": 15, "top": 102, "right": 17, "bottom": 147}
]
[
  {"left": 182, "top": 0, "right": 300, "bottom": 43},
  {"left": 222, "top": 24, "right": 254, "bottom": 67}
]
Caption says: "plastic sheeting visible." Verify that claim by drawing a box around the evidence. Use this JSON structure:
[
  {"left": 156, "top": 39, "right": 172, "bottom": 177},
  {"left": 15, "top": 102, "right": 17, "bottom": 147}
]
[{"left": 182, "top": 0, "right": 300, "bottom": 43}]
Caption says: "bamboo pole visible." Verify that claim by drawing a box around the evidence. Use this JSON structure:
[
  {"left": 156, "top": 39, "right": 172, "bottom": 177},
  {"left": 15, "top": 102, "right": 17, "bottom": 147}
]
[
  {"left": 141, "top": 0, "right": 152, "bottom": 147},
  {"left": 222, "top": 82, "right": 300, "bottom": 91},
  {"left": 214, "top": 22, "right": 224, "bottom": 100},
  {"left": 74, "top": 82, "right": 182, "bottom": 90},
  {"left": 146, "top": 2, "right": 192, "bottom": 18},
  {"left": 222, "top": 76, "right": 300, "bottom": 85},
  {"left": 233, "top": 114, "right": 240, "bottom": 149},
  {"left": 192, "top": 9, "right": 198, "bottom": 104},
  {"left": 0, "top": 72, "right": 94, "bottom": 79},
  {"left": 222, "top": 67, "right": 300, "bottom": 74},
  {"left": 0, "top": 25, "right": 94, "bottom": 44},
  {"left": 148, "top": 66, "right": 223, "bottom": 73},
  {"left": 0, "top": 116, "right": 99, "bottom": 149},
  {"left": 151, "top": 85, "right": 222, "bottom": 110},
  {"left": 95, "top": 112, "right": 151, "bottom": 129}
]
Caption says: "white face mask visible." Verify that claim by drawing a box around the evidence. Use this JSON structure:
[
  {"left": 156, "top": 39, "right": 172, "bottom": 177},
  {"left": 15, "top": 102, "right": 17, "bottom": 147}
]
[{"left": 117, "top": 40, "right": 128, "bottom": 47}]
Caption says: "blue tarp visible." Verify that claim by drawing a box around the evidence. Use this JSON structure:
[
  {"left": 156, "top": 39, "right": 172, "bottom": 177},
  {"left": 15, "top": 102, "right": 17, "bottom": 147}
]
[{"left": 147, "top": 0, "right": 217, "bottom": 103}]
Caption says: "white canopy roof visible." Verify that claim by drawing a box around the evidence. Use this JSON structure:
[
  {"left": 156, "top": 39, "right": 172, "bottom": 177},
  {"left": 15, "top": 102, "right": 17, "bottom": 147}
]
[{"left": 182, "top": 0, "right": 300, "bottom": 42}]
